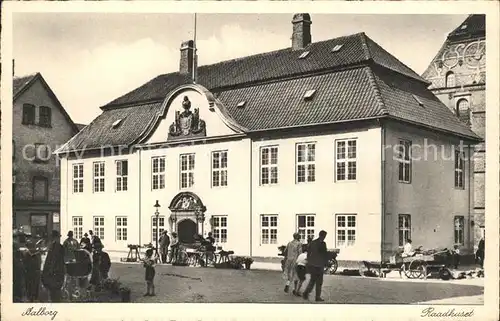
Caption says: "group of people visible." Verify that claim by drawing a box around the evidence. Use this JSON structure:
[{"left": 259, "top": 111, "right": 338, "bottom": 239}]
[
  {"left": 282, "top": 230, "right": 329, "bottom": 302},
  {"left": 13, "top": 229, "right": 111, "bottom": 303}
]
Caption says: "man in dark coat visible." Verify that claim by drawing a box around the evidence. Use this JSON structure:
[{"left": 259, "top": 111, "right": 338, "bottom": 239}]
[
  {"left": 476, "top": 237, "right": 485, "bottom": 269},
  {"left": 159, "top": 231, "right": 170, "bottom": 263},
  {"left": 80, "top": 233, "right": 92, "bottom": 252},
  {"left": 88, "top": 230, "right": 101, "bottom": 248},
  {"left": 13, "top": 231, "right": 26, "bottom": 302},
  {"left": 42, "top": 230, "right": 65, "bottom": 302},
  {"left": 22, "top": 239, "right": 42, "bottom": 302},
  {"left": 302, "top": 230, "right": 328, "bottom": 302}
]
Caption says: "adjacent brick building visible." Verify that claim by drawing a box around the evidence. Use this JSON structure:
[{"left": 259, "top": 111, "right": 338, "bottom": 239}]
[
  {"left": 422, "top": 15, "right": 486, "bottom": 245},
  {"left": 13, "top": 72, "right": 81, "bottom": 238}
]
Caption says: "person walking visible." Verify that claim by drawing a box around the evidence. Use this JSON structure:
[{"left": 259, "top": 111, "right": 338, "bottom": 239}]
[
  {"left": 41, "top": 230, "right": 65, "bottom": 303},
  {"left": 283, "top": 232, "right": 302, "bottom": 294},
  {"left": 293, "top": 244, "right": 308, "bottom": 296},
  {"left": 170, "top": 232, "right": 179, "bottom": 263},
  {"left": 22, "top": 239, "right": 42, "bottom": 302},
  {"left": 302, "top": 230, "right": 328, "bottom": 302},
  {"left": 143, "top": 248, "right": 156, "bottom": 296},
  {"left": 159, "top": 231, "right": 170, "bottom": 264}
]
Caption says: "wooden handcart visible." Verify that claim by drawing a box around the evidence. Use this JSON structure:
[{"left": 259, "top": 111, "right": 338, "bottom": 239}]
[{"left": 360, "top": 249, "right": 454, "bottom": 280}]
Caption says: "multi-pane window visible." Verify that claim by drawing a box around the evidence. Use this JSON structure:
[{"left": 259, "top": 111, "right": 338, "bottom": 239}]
[
  {"left": 93, "top": 216, "right": 105, "bottom": 240},
  {"left": 151, "top": 216, "right": 165, "bottom": 243},
  {"left": 398, "top": 214, "right": 411, "bottom": 246},
  {"left": 34, "top": 143, "right": 50, "bottom": 162},
  {"left": 454, "top": 150, "right": 465, "bottom": 189},
  {"left": 151, "top": 157, "right": 166, "bottom": 190},
  {"left": 260, "top": 146, "right": 278, "bottom": 185},
  {"left": 32, "top": 176, "right": 48, "bottom": 201},
  {"left": 39, "top": 106, "right": 52, "bottom": 127},
  {"left": 297, "top": 214, "right": 315, "bottom": 243},
  {"left": 336, "top": 139, "right": 357, "bottom": 181},
  {"left": 212, "top": 151, "right": 228, "bottom": 187},
  {"left": 73, "top": 164, "right": 84, "bottom": 193},
  {"left": 180, "top": 154, "right": 195, "bottom": 189},
  {"left": 260, "top": 215, "right": 278, "bottom": 244},
  {"left": 116, "top": 160, "right": 128, "bottom": 192},
  {"left": 296, "top": 143, "right": 316, "bottom": 183},
  {"left": 336, "top": 214, "right": 356, "bottom": 247},
  {"left": 397, "top": 140, "right": 412, "bottom": 183},
  {"left": 72, "top": 216, "right": 83, "bottom": 240},
  {"left": 22, "top": 104, "right": 35, "bottom": 125},
  {"left": 116, "top": 217, "right": 128, "bottom": 241},
  {"left": 93, "top": 162, "right": 105, "bottom": 192},
  {"left": 212, "top": 216, "right": 228, "bottom": 243},
  {"left": 445, "top": 71, "right": 455, "bottom": 88},
  {"left": 454, "top": 216, "right": 465, "bottom": 245}
]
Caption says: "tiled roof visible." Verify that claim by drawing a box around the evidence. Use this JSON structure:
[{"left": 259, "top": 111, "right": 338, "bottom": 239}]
[
  {"left": 447, "top": 15, "right": 485, "bottom": 41},
  {"left": 13, "top": 73, "right": 37, "bottom": 99},
  {"left": 104, "top": 33, "right": 427, "bottom": 108},
  {"left": 371, "top": 66, "right": 479, "bottom": 139},
  {"left": 59, "top": 102, "right": 162, "bottom": 151},
  {"left": 58, "top": 31, "right": 481, "bottom": 153},
  {"left": 218, "top": 67, "right": 384, "bottom": 130}
]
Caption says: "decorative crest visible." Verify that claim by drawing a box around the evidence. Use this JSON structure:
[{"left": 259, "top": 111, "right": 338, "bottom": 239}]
[{"left": 168, "top": 96, "right": 206, "bottom": 140}]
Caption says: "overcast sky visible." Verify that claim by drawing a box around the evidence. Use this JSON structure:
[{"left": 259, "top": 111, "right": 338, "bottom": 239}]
[{"left": 13, "top": 13, "right": 467, "bottom": 125}]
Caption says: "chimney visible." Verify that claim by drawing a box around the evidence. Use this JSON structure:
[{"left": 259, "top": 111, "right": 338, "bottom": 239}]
[
  {"left": 179, "top": 40, "right": 195, "bottom": 76},
  {"left": 292, "top": 13, "right": 312, "bottom": 51}
]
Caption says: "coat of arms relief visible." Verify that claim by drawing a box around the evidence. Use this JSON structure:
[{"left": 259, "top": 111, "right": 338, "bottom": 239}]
[{"left": 168, "top": 96, "right": 207, "bottom": 140}]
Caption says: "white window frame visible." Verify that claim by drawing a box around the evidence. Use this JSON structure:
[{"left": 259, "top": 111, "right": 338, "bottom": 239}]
[
  {"left": 116, "top": 160, "right": 128, "bottom": 192},
  {"left": 72, "top": 216, "right": 83, "bottom": 240},
  {"left": 336, "top": 214, "right": 356, "bottom": 247},
  {"left": 116, "top": 216, "right": 128, "bottom": 241},
  {"left": 296, "top": 142, "right": 316, "bottom": 183},
  {"left": 180, "top": 153, "right": 195, "bottom": 189},
  {"left": 260, "top": 146, "right": 279, "bottom": 186},
  {"left": 93, "top": 216, "right": 105, "bottom": 240},
  {"left": 397, "top": 140, "right": 412, "bottom": 183},
  {"left": 72, "top": 164, "right": 84, "bottom": 193},
  {"left": 93, "top": 162, "right": 105, "bottom": 193},
  {"left": 151, "top": 156, "right": 166, "bottom": 190},
  {"left": 335, "top": 139, "right": 357, "bottom": 181},
  {"left": 454, "top": 150, "right": 465, "bottom": 189},
  {"left": 212, "top": 215, "right": 228, "bottom": 244},
  {"left": 454, "top": 216, "right": 465, "bottom": 245},
  {"left": 151, "top": 216, "right": 165, "bottom": 243},
  {"left": 297, "top": 214, "right": 315, "bottom": 243},
  {"left": 398, "top": 214, "right": 411, "bottom": 247},
  {"left": 212, "top": 150, "right": 228, "bottom": 187},
  {"left": 260, "top": 215, "right": 278, "bottom": 245}
]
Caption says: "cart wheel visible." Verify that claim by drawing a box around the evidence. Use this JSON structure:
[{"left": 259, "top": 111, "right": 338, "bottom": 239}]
[
  {"left": 324, "top": 259, "right": 338, "bottom": 275},
  {"left": 407, "top": 259, "right": 426, "bottom": 279}
]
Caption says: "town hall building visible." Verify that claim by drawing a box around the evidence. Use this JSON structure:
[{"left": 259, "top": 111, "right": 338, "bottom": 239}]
[{"left": 56, "top": 14, "right": 481, "bottom": 262}]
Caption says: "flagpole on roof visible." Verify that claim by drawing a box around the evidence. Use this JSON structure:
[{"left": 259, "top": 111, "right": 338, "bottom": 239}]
[{"left": 193, "top": 13, "right": 197, "bottom": 84}]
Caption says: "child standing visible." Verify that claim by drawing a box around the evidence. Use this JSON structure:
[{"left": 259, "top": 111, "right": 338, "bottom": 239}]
[
  {"left": 143, "top": 249, "right": 156, "bottom": 296},
  {"left": 293, "top": 244, "right": 308, "bottom": 296}
]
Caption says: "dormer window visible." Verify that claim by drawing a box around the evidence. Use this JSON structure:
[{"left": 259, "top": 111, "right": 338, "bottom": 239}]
[
  {"left": 304, "top": 89, "right": 316, "bottom": 100},
  {"left": 237, "top": 101, "right": 246, "bottom": 108},
  {"left": 332, "top": 44, "right": 344, "bottom": 52},
  {"left": 412, "top": 94, "right": 424, "bottom": 107},
  {"left": 298, "top": 51, "right": 310, "bottom": 59},
  {"left": 112, "top": 119, "right": 123, "bottom": 129}
]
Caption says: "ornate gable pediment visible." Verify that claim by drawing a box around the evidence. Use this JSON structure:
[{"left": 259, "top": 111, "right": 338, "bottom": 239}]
[
  {"left": 168, "top": 191, "right": 206, "bottom": 212},
  {"left": 168, "top": 96, "right": 206, "bottom": 141}
]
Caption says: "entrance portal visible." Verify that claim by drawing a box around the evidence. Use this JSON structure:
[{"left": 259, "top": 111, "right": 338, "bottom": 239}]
[{"left": 177, "top": 219, "right": 197, "bottom": 244}]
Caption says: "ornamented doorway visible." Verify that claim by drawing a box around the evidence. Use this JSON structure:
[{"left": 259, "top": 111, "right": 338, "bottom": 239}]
[
  {"left": 177, "top": 219, "right": 197, "bottom": 243},
  {"left": 168, "top": 191, "right": 207, "bottom": 244}
]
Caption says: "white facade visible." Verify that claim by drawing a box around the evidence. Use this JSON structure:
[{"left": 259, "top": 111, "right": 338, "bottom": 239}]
[{"left": 59, "top": 85, "right": 474, "bottom": 262}]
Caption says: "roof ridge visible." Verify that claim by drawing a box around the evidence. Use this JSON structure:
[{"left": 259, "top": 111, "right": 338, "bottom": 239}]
[
  {"left": 364, "top": 66, "right": 388, "bottom": 116},
  {"left": 358, "top": 32, "right": 372, "bottom": 61}
]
